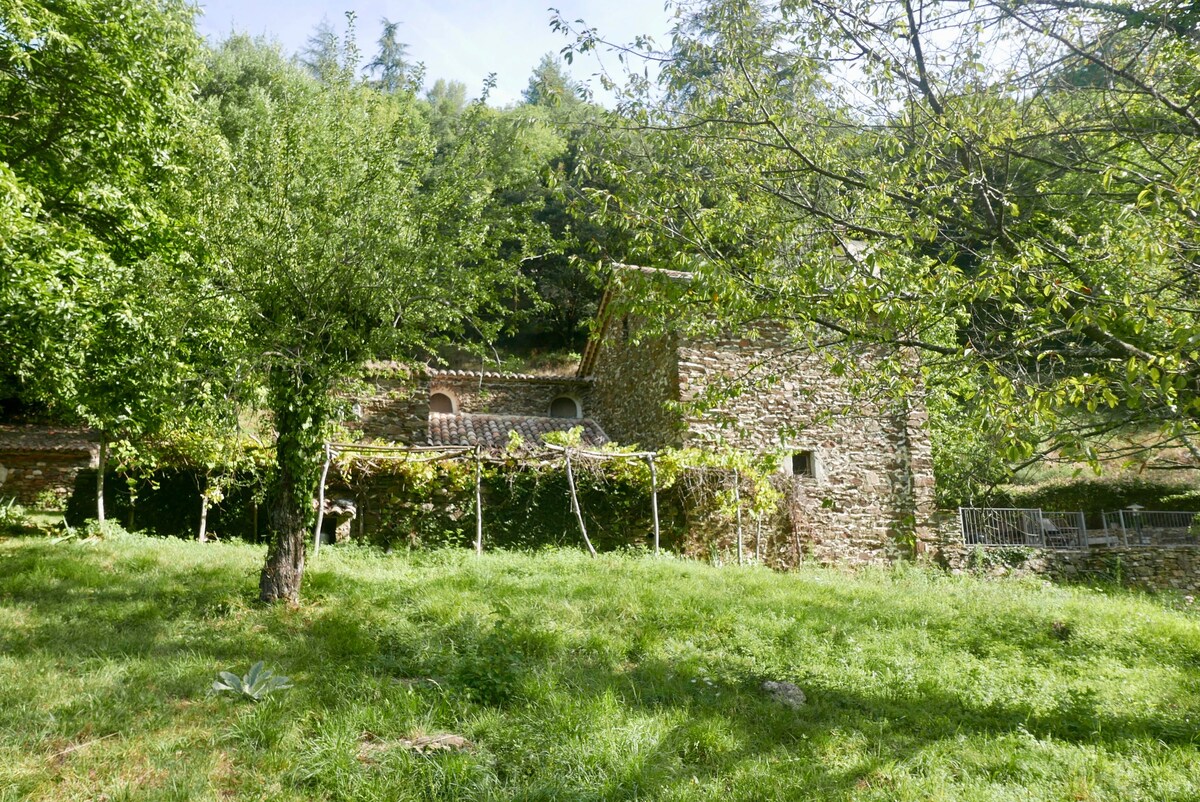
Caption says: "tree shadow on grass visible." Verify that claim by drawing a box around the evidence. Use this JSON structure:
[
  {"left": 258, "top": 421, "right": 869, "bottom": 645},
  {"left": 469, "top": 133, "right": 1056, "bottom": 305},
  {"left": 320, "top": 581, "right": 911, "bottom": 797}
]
[
  {"left": 2, "top": 541, "right": 1199, "bottom": 801},
  {"left": 0, "top": 544, "right": 258, "bottom": 661},
  {"left": 542, "top": 652, "right": 1196, "bottom": 799}
]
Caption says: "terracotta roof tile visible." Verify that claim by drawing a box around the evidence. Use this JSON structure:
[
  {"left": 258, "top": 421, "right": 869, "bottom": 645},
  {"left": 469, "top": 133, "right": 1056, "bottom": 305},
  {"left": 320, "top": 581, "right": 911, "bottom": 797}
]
[
  {"left": 427, "top": 369, "right": 591, "bottom": 384},
  {"left": 427, "top": 413, "right": 608, "bottom": 450},
  {"left": 364, "top": 362, "right": 590, "bottom": 384},
  {"left": 0, "top": 425, "right": 99, "bottom": 454}
]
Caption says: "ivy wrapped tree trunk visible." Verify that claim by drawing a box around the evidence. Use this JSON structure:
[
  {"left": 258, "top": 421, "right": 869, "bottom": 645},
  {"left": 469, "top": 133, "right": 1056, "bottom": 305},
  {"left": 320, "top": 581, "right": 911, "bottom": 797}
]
[
  {"left": 258, "top": 375, "right": 326, "bottom": 602},
  {"left": 197, "top": 30, "right": 536, "bottom": 603}
]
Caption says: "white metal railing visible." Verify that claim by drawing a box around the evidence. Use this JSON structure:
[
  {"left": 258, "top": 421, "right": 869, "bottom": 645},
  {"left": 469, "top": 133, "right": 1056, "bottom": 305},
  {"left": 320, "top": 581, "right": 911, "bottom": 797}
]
[
  {"left": 961, "top": 507, "right": 1200, "bottom": 549},
  {"left": 959, "top": 507, "right": 1087, "bottom": 549},
  {"left": 1102, "top": 509, "right": 1200, "bottom": 546}
]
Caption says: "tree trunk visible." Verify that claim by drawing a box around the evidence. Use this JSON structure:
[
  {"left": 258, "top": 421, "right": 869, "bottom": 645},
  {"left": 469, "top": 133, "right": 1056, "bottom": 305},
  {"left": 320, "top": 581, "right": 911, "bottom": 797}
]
[
  {"left": 258, "top": 467, "right": 307, "bottom": 604},
  {"left": 96, "top": 433, "right": 107, "bottom": 523},
  {"left": 198, "top": 474, "right": 209, "bottom": 543},
  {"left": 259, "top": 453, "right": 309, "bottom": 605},
  {"left": 259, "top": 375, "right": 328, "bottom": 604}
]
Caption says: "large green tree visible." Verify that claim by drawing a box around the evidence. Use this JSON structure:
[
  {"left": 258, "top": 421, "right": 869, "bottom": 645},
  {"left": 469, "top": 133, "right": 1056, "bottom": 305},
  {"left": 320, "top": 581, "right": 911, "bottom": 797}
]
[
  {"left": 558, "top": 0, "right": 1200, "bottom": 491},
  {"left": 0, "top": 0, "right": 231, "bottom": 517},
  {"left": 199, "top": 32, "right": 534, "bottom": 602}
]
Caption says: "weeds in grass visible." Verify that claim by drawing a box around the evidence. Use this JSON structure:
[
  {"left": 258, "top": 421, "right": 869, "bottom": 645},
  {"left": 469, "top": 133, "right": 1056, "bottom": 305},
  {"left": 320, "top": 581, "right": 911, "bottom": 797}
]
[
  {"left": 212, "top": 662, "right": 293, "bottom": 702},
  {"left": 0, "top": 497, "right": 33, "bottom": 534},
  {"left": 1, "top": 533, "right": 1199, "bottom": 801}
]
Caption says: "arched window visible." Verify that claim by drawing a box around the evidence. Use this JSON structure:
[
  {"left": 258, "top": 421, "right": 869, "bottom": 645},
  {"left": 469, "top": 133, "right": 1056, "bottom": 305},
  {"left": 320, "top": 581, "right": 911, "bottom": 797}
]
[
  {"left": 549, "top": 396, "right": 581, "bottom": 419},
  {"left": 430, "top": 392, "right": 455, "bottom": 414}
]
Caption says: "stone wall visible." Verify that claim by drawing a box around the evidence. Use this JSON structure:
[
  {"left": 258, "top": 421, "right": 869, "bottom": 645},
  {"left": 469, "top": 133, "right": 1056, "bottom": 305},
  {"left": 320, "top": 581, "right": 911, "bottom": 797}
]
[
  {"left": 428, "top": 371, "right": 592, "bottom": 419},
  {"left": 351, "top": 367, "right": 428, "bottom": 443},
  {"left": 1050, "top": 546, "right": 1200, "bottom": 594},
  {"left": 587, "top": 314, "right": 684, "bottom": 449},
  {"left": 351, "top": 365, "right": 594, "bottom": 444},
  {"left": 939, "top": 542, "right": 1200, "bottom": 595},
  {"left": 0, "top": 427, "right": 99, "bottom": 507},
  {"left": 672, "top": 328, "right": 936, "bottom": 563}
]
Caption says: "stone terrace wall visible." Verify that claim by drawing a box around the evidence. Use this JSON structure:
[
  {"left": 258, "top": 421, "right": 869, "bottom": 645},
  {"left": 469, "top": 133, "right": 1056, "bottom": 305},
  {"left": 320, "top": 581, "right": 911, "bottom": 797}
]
[
  {"left": 676, "top": 328, "right": 936, "bottom": 563},
  {"left": 429, "top": 371, "right": 593, "bottom": 419},
  {"left": 588, "top": 315, "right": 684, "bottom": 449},
  {"left": 0, "top": 427, "right": 99, "bottom": 506},
  {"left": 940, "top": 543, "right": 1200, "bottom": 595},
  {"left": 352, "top": 367, "right": 428, "bottom": 443},
  {"left": 1049, "top": 546, "right": 1200, "bottom": 594},
  {"left": 352, "top": 365, "right": 594, "bottom": 444}
]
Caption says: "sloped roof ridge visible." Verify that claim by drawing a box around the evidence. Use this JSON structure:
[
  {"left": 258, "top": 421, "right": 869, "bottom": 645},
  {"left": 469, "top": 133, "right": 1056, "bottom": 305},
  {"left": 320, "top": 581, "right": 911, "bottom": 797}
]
[
  {"left": 578, "top": 262, "right": 694, "bottom": 378},
  {"left": 433, "top": 411, "right": 588, "bottom": 421},
  {"left": 363, "top": 361, "right": 590, "bottom": 383},
  {"left": 610, "top": 262, "right": 694, "bottom": 281},
  {"left": 0, "top": 424, "right": 100, "bottom": 453},
  {"left": 428, "top": 368, "right": 591, "bottom": 383}
]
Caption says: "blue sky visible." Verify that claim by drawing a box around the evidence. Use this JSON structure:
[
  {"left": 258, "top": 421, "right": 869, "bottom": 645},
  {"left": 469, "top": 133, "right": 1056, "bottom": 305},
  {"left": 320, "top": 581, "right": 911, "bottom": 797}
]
[{"left": 194, "top": 1, "right": 677, "bottom": 106}]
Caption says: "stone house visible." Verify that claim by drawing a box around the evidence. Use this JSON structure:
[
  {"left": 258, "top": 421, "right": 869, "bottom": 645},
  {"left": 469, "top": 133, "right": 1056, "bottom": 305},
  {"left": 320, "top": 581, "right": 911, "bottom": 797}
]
[
  {"left": 354, "top": 264, "right": 937, "bottom": 562},
  {"left": 0, "top": 264, "right": 936, "bottom": 560},
  {"left": 351, "top": 363, "right": 607, "bottom": 450},
  {"left": 0, "top": 425, "right": 99, "bottom": 506}
]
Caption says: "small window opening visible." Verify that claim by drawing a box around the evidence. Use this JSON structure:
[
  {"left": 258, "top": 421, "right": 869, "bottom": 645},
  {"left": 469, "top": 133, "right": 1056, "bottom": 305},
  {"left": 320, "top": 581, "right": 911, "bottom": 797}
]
[
  {"left": 430, "top": 392, "right": 455, "bottom": 414},
  {"left": 550, "top": 396, "right": 581, "bottom": 419},
  {"left": 791, "top": 450, "right": 815, "bottom": 478}
]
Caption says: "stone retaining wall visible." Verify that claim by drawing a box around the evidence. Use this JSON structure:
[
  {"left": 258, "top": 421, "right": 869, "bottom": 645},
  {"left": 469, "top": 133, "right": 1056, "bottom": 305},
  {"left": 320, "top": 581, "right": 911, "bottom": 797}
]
[
  {"left": 1049, "top": 546, "right": 1200, "bottom": 594},
  {"left": 936, "top": 541, "right": 1200, "bottom": 595}
]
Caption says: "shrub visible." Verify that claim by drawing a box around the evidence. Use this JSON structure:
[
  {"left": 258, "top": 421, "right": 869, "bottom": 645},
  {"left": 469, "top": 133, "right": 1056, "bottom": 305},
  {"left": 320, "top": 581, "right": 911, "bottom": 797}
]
[
  {"left": 990, "top": 476, "right": 1200, "bottom": 516},
  {"left": 360, "top": 463, "right": 688, "bottom": 553},
  {"left": 65, "top": 468, "right": 265, "bottom": 540},
  {"left": 0, "top": 497, "right": 34, "bottom": 534}
]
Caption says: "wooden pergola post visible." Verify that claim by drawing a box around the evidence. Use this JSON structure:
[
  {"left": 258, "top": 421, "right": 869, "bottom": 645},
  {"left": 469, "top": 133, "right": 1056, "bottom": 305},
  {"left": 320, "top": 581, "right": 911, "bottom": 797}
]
[
  {"left": 564, "top": 449, "right": 597, "bottom": 557},
  {"left": 312, "top": 444, "right": 333, "bottom": 560},
  {"left": 198, "top": 472, "right": 209, "bottom": 543},
  {"left": 647, "top": 454, "right": 660, "bottom": 556},
  {"left": 755, "top": 512, "right": 763, "bottom": 563},
  {"left": 474, "top": 445, "right": 483, "bottom": 556},
  {"left": 734, "top": 468, "right": 744, "bottom": 566}
]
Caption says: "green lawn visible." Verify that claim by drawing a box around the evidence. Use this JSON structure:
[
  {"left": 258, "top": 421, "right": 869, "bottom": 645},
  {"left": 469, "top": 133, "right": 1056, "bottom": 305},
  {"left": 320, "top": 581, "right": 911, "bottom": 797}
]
[{"left": 1, "top": 533, "right": 1198, "bottom": 801}]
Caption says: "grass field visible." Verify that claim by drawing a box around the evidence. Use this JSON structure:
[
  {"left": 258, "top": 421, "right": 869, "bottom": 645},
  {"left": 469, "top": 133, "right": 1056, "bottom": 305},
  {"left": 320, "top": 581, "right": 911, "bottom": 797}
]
[{"left": 1, "top": 532, "right": 1199, "bottom": 801}]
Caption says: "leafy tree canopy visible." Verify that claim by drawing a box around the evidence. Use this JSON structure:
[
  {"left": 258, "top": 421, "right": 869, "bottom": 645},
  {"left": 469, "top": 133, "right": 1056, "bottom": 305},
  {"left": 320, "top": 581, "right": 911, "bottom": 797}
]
[
  {"left": 198, "top": 25, "right": 546, "bottom": 600},
  {"left": 557, "top": 0, "right": 1200, "bottom": 493},
  {"left": 0, "top": 0, "right": 230, "bottom": 464}
]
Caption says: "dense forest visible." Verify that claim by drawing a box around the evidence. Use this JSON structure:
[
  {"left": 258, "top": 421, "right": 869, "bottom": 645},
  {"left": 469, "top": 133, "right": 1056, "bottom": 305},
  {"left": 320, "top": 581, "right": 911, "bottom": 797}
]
[{"left": 2, "top": 0, "right": 1198, "bottom": 599}]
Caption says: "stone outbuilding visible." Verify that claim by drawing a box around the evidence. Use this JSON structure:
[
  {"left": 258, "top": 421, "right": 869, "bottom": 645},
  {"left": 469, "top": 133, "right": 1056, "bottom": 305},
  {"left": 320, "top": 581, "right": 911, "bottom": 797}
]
[
  {"left": 0, "top": 425, "right": 99, "bottom": 506},
  {"left": 351, "top": 365, "right": 608, "bottom": 450},
  {"left": 353, "top": 263, "right": 937, "bottom": 562}
]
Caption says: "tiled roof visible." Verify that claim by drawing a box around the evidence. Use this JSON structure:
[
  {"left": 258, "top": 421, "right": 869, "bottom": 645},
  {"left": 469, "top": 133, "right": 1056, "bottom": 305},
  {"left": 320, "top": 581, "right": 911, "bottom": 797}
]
[
  {"left": 610, "top": 262, "right": 694, "bottom": 281},
  {"left": 364, "top": 361, "right": 591, "bottom": 384},
  {"left": 427, "top": 413, "right": 609, "bottom": 450},
  {"left": 0, "top": 425, "right": 99, "bottom": 454},
  {"left": 428, "top": 369, "right": 591, "bottom": 384}
]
